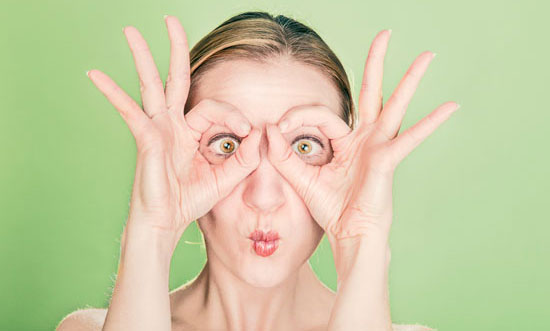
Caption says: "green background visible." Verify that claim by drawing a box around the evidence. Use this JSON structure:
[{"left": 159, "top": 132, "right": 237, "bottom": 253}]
[{"left": 1, "top": 0, "right": 548, "bottom": 330}]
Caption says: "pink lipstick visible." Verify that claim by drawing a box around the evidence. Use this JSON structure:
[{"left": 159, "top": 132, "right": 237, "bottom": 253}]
[{"left": 248, "top": 230, "right": 280, "bottom": 257}]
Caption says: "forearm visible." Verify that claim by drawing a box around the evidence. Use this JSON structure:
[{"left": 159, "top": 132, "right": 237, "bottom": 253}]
[
  {"left": 327, "top": 230, "right": 392, "bottom": 331},
  {"left": 102, "top": 219, "right": 177, "bottom": 331}
]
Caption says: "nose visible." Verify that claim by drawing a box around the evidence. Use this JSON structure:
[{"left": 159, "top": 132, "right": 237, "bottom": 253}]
[{"left": 241, "top": 127, "right": 286, "bottom": 214}]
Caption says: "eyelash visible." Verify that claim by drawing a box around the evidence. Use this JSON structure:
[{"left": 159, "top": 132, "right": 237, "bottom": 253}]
[
  {"left": 207, "top": 133, "right": 325, "bottom": 158},
  {"left": 291, "top": 134, "right": 324, "bottom": 158},
  {"left": 208, "top": 133, "right": 242, "bottom": 158}
]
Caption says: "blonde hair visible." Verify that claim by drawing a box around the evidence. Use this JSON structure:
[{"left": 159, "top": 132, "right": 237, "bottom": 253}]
[{"left": 184, "top": 11, "right": 357, "bottom": 129}]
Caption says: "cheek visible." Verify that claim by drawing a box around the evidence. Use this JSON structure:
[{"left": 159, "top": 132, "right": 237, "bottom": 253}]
[
  {"left": 285, "top": 197, "right": 325, "bottom": 252},
  {"left": 199, "top": 191, "right": 244, "bottom": 239}
]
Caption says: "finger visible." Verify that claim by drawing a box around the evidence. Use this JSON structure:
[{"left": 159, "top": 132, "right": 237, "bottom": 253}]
[
  {"left": 123, "top": 26, "right": 167, "bottom": 118},
  {"left": 86, "top": 69, "right": 150, "bottom": 139},
  {"left": 357, "top": 29, "right": 392, "bottom": 127},
  {"left": 389, "top": 101, "right": 459, "bottom": 165},
  {"left": 278, "top": 105, "right": 352, "bottom": 140},
  {"left": 266, "top": 123, "right": 319, "bottom": 199},
  {"left": 163, "top": 15, "right": 191, "bottom": 114},
  {"left": 184, "top": 99, "right": 252, "bottom": 142},
  {"left": 375, "top": 51, "right": 436, "bottom": 143},
  {"left": 212, "top": 127, "right": 261, "bottom": 198}
]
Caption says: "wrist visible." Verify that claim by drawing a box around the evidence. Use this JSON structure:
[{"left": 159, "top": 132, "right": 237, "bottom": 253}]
[
  {"left": 327, "top": 231, "right": 390, "bottom": 282},
  {"left": 120, "top": 220, "right": 179, "bottom": 267}
]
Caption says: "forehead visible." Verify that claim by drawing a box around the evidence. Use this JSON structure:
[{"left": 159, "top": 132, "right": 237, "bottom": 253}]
[{"left": 190, "top": 57, "right": 342, "bottom": 126}]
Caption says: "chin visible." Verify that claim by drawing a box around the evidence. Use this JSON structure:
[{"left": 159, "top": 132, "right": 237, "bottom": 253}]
[
  {"left": 238, "top": 262, "right": 291, "bottom": 288},
  {"left": 236, "top": 238, "right": 312, "bottom": 288}
]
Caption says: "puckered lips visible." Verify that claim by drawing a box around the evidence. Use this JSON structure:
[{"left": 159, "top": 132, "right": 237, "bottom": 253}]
[
  {"left": 248, "top": 229, "right": 280, "bottom": 241},
  {"left": 248, "top": 229, "right": 280, "bottom": 257}
]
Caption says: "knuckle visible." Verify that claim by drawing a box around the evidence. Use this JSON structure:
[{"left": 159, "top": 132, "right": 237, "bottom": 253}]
[
  {"left": 139, "top": 77, "right": 146, "bottom": 93},
  {"left": 134, "top": 44, "right": 150, "bottom": 53},
  {"left": 391, "top": 88, "right": 405, "bottom": 103},
  {"left": 106, "top": 83, "right": 121, "bottom": 95},
  {"left": 169, "top": 70, "right": 189, "bottom": 83},
  {"left": 280, "top": 145, "right": 295, "bottom": 163},
  {"left": 407, "top": 65, "right": 424, "bottom": 80},
  {"left": 234, "top": 148, "right": 248, "bottom": 168},
  {"left": 152, "top": 74, "right": 164, "bottom": 86},
  {"left": 361, "top": 80, "right": 374, "bottom": 91},
  {"left": 138, "top": 75, "right": 164, "bottom": 94},
  {"left": 376, "top": 121, "right": 394, "bottom": 141},
  {"left": 403, "top": 130, "right": 418, "bottom": 144},
  {"left": 165, "top": 73, "right": 173, "bottom": 84},
  {"left": 425, "top": 112, "right": 438, "bottom": 126}
]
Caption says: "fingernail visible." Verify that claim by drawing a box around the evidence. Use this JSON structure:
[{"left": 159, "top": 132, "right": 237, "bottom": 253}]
[
  {"left": 278, "top": 120, "right": 289, "bottom": 133},
  {"left": 387, "top": 29, "right": 392, "bottom": 36},
  {"left": 432, "top": 52, "right": 438, "bottom": 59},
  {"left": 455, "top": 103, "right": 461, "bottom": 110},
  {"left": 85, "top": 70, "right": 90, "bottom": 77},
  {"left": 163, "top": 14, "right": 169, "bottom": 20}
]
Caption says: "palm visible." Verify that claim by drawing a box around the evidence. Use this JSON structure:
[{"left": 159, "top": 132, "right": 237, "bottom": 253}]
[
  {"left": 266, "top": 29, "right": 459, "bottom": 240},
  {"left": 276, "top": 120, "right": 393, "bottom": 238},
  {"left": 128, "top": 109, "right": 215, "bottom": 231},
  {"left": 86, "top": 16, "right": 260, "bottom": 236},
  {"left": 327, "top": 122, "right": 398, "bottom": 238}
]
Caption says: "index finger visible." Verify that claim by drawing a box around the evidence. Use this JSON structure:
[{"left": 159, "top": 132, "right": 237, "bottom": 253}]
[
  {"left": 277, "top": 105, "right": 352, "bottom": 140},
  {"left": 184, "top": 99, "right": 253, "bottom": 142}
]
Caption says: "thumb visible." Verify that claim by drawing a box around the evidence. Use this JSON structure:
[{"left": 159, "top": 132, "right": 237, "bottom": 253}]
[
  {"left": 212, "top": 127, "right": 262, "bottom": 198},
  {"left": 265, "top": 123, "right": 317, "bottom": 199}
]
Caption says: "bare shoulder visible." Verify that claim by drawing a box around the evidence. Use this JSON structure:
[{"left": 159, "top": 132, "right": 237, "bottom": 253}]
[
  {"left": 305, "top": 323, "right": 435, "bottom": 331},
  {"left": 56, "top": 308, "right": 108, "bottom": 331},
  {"left": 391, "top": 323, "right": 437, "bottom": 331}
]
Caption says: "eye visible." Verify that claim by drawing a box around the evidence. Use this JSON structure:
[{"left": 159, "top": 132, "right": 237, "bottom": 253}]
[
  {"left": 291, "top": 134, "right": 325, "bottom": 158},
  {"left": 208, "top": 133, "right": 241, "bottom": 158}
]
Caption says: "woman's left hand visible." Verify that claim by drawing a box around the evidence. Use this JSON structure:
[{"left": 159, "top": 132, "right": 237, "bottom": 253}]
[{"left": 265, "top": 29, "right": 460, "bottom": 243}]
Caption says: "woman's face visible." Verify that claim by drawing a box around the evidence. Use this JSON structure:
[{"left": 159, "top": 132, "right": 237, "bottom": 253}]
[{"left": 190, "top": 57, "right": 343, "bottom": 287}]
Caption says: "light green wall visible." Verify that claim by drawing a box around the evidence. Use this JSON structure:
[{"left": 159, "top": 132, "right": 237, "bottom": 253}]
[{"left": 1, "top": 0, "right": 548, "bottom": 330}]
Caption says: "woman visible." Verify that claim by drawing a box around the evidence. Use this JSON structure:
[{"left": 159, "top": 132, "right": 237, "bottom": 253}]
[{"left": 58, "top": 11, "right": 457, "bottom": 331}]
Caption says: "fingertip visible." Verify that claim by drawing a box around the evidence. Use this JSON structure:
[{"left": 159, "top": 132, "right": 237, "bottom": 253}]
[
  {"left": 442, "top": 101, "right": 460, "bottom": 114},
  {"left": 248, "top": 127, "right": 262, "bottom": 148},
  {"left": 228, "top": 114, "right": 251, "bottom": 137},
  {"left": 278, "top": 117, "right": 300, "bottom": 134},
  {"left": 238, "top": 122, "right": 251, "bottom": 136},
  {"left": 237, "top": 127, "right": 261, "bottom": 166},
  {"left": 266, "top": 123, "right": 290, "bottom": 162},
  {"left": 265, "top": 123, "right": 280, "bottom": 143}
]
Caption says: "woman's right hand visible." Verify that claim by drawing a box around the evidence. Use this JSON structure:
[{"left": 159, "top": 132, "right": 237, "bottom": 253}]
[{"left": 86, "top": 16, "right": 261, "bottom": 245}]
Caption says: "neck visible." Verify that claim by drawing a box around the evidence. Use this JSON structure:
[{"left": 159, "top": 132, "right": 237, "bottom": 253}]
[{"left": 175, "top": 257, "right": 330, "bottom": 331}]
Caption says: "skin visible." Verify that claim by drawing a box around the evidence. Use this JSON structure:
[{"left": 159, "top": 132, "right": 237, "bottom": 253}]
[
  {"left": 57, "top": 14, "right": 455, "bottom": 331},
  {"left": 168, "top": 57, "right": 342, "bottom": 331}
]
